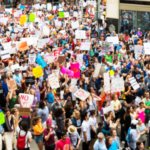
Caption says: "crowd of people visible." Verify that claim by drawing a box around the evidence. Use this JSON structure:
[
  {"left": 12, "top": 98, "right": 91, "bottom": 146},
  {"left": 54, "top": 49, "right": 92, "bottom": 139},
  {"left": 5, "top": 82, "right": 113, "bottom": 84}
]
[{"left": 0, "top": 0, "right": 150, "bottom": 150}]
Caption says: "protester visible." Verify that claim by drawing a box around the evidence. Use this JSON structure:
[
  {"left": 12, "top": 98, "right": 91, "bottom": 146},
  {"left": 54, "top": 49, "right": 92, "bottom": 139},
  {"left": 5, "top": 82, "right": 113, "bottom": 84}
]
[{"left": 0, "top": 0, "right": 149, "bottom": 149}]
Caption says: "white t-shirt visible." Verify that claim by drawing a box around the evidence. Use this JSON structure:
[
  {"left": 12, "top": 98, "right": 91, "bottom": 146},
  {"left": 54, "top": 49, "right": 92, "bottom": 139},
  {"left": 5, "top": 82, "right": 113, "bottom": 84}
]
[
  {"left": 81, "top": 120, "right": 91, "bottom": 142},
  {"left": 17, "top": 127, "right": 32, "bottom": 148},
  {"left": 89, "top": 117, "right": 97, "bottom": 131}
]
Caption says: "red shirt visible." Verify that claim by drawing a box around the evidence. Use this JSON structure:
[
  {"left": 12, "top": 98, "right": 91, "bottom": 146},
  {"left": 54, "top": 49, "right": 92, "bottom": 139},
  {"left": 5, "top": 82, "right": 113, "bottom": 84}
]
[{"left": 55, "top": 137, "right": 71, "bottom": 150}]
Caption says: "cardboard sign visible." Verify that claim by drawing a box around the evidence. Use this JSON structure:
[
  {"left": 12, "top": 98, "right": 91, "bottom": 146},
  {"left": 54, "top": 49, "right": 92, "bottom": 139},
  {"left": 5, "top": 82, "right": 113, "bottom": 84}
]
[
  {"left": 57, "top": 55, "right": 66, "bottom": 64},
  {"left": 104, "top": 72, "right": 110, "bottom": 93},
  {"left": 48, "top": 73, "right": 60, "bottom": 89},
  {"left": 32, "top": 66, "right": 43, "bottom": 78},
  {"left": 19, "top": 93, "right": 34, "bottom": 108},
  {"left": 80, "top": 42, "right": 91, "bottom": 51},
  {"left": 144, "top": 43, "right": 150, "bottom": 55},
  {"left": 75, "top": 30, "right": 86, "bottom": 39},
  {"left": 106, "top": 36, "right": 119, "bottom": 45},
  {"left": 129, "top": 77, "right": 140, "bottom": 90},
  {"left": 111, "top": 77, "right": 124, "bottom": 92},
  {"left": 93, "top": 63, "right": 101, "bottom": 78},
  {"left": 18, "top": 108, "right": 31, "bottom": 116},
  {"left": 28, "top": 54, "right": 36, "bottom": 64},
  {"left": 74, "top": 88, "right": 90, "bottom": 101}
]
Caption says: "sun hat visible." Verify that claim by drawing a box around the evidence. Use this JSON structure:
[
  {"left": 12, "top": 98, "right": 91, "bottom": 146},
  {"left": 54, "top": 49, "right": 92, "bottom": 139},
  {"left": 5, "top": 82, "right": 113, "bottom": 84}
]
[{"left": 68, "top": 125, "right": 77, "bottom": 134}]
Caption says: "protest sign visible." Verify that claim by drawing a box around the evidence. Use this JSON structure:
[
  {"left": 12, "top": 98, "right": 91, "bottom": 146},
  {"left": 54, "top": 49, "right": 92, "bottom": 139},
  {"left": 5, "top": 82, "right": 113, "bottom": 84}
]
[
  {"left": 18, "top": 108, "right": 31, "bottom": 116},
  {"left": 59, "top": 11, "right": 65, "bottom": 18},
  {"left": 134, "top": 45, "right": 143, "bottom": 59},
  {"left": 36, "top": 54, "right": 47, "bottom": 68},
  {"left": 111, "top": 77, "right": 124, "bottom": 92},
  {"left": 129, "top": 77, "right": 140, "bottom": 90},
  {"left": 11, "top": 64, "right": 20, "bottom": 72},
  {"left": 73, "top": 11, "right": 78, "bottom": 17},
  {"left": 28, "top": 54, "right": 36, "bottom": 64},
  {"left": 32, "top": 66, "right": 43, "bottom": 78},
  {"left": 74, "top": 88, "right": 90, "bottom": 101},
  {"left": 29, "top": 13, "right": 36, "bottom": 22},
  {"left": 19, "top": 93, "right": 34, "bottom": 108},
  {"left": 103, "top": 104, "right": 114, "bottom": 114},
  {"left": 19, "top": 15, "right": 27, "bottom": 25},
  {"left": 37, "top": 38, "right": 49, "bottom": 48},
  {"left": 48, "top": 73, "right": 60, "bottom": 89},
  {"left": 0, "top": 17, "right": 8, "bottom": 25},
  {"left": 101, "top": 42, "right": 114, "bottom": 54},
  {"left": 93, "top": 63, "right": 101, "bottom": 78},
  {"left": 25, "top": 77, "right": 35, "bottom": 86},
  {"left": 21, "top": 37, "right": 38, "bottom": 46},
  {"left": 44, "top": 53, "right": 55, "bottom": 64},
  {"left": 70, "top": 63, "right": 80, "bottom": 78},
  {"left": 57, "top": 55, "right": 66, "bottom": 64},
  {"left": 80, "top": 42, "right": 91, "bottom": 51},
  {"left": 64, "top": 12, "right": 69, "bottom": 18},
  {"left": 42, "top": 25, "right": 50, "bottom": 36},
  {"left": 0, "top": 50, "right": 10, "bottom": 60},
  {"left": 104, "top": 72, "right": 110, "bottom": 93},
  {"left": 47, "top": 3, "right": 52, "bottom": 11},
  {"left": 71, "top": 21, "right": 79, "bottom": 29},
  {"left": 75, "top": 30, "right": 86, "bottom": 39},
  {"left": 61, "top": 66, "right": 74, "bottom": 77},
  {"left": 144, "top": 43, "right": 150, "bottom": 55},
  {"left": 0, "top": 110, "right": 5, "bottom": 125},
  {"left": 106, "top": 36, "right": 119, "bottom": 45},
  {"left": 18, "top": 41, "right": 29, "bottom": 51}
]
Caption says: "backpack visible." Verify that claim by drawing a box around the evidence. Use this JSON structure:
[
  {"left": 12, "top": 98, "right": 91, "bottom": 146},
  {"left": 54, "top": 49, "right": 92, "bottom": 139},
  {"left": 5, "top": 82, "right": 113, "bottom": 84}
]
[{"left": 17, "top": 130, "right": 27, "bottom": 150}]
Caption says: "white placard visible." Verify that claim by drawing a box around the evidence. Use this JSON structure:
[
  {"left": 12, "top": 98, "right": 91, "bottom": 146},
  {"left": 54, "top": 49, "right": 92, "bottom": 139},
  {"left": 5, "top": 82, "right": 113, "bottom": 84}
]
[
  {"left": 64, "top": 12, "right": 69, "bottom": 18},
  {"left": 42, "top": 25, "right": 50, "bottom": 36},
  {"left": 111, "top": 77, "right": 124, "bottom": 92},
  {"left": 103, "top": 104, "right": 114, "bottom": 114},
  {"left": 106, "top": 0, "right": 119, "bottom": 19},
  {"left": 19, "top": 93, "right": 34, "bottom": 108},
  {"left": 0, "top": 50, "right": 10, "bottom": 60},
  {"left": 144, "top": 43, "right": 150, "bottom": 55},
  {"left": 93, "top": 63, "right": 101, "bottom": 78},
  {"left": 48, "top": 73, "right": 60, "bottom": 89},
  {"left": 80, "top": 42, "right": 91, "bottom": 51},
  {"left": 0, "top": 17, "right": 8, "bottom": 25},
  {"left": 106, "top": 36, "right": 119, "bottom": 45},
  {"left": 74, "top": 88, "right": 90, "bottom": 101},
  {"left": 134, "top": 45, "right": 143, "bottom": 59},
  {"left": 129, "top": 77, "right": 140, "bottom": 90},
  {"left": 37, "top": 38, "right": 49, "bottom": 48},
  {"left": 73, "top": 11, "right": 78, "bottom": 17},
  {"left": 28, "top": 54, "right": 36, "bottom": 64},
  {"left": 11, "top": 64, "right": 20, "bottom": 72},
  {"left": 71, "top": 21, "right": 79, "bottom": 29},
  {"left": 47, "top": 3, "right": 52, "bottom": 11},
  {"left": 104, "top": 72, "right": 110, "bottom": 93},
  {"left": 21, "top": 37, "right": 38, "bottom": 46},
  {"left": 75, "top": 30, "right": 86, "bottom": 39}
]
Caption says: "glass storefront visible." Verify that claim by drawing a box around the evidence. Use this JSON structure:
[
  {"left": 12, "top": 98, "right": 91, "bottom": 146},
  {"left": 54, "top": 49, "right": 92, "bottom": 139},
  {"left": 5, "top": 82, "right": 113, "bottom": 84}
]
[{"left": 120, "top": 10, "right": 150, "bottom": 33}]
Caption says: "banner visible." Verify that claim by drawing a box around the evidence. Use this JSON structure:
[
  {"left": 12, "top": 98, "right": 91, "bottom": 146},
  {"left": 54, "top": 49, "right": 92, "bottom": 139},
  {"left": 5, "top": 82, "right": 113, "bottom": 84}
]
[
  {"left": 28, "top": 54, "right": 36, "bottom": 64},
  {"left": 19, "top": 93, "right": 34, "bottom": 108},
  {"left": 80, "top": 42, "right": 91, "bottom": 51},
  {"left": 74, "top": 88, "right": 90, "bottom": 101},
  {"left": 75, "top": 30, "right": 86, "bottom": 39},
  {"left": 48, "top": 73, "right": 60, "bottom": 89},
  {"left": 106, "top": 0, "right": 119, "bottom": 19},
  {"left": 144, "top": 43, "right": 150, "bottom": 55},
  {"left": 70, "top": 63, "right": 80, "bottom": 78},
  {"left": 32, "top": 66, "right": 43, "bottom": 78}
]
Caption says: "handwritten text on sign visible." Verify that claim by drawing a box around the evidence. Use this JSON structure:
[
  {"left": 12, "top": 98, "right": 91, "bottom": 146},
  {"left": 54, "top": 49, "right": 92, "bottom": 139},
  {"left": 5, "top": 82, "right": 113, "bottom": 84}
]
[{"left": 19, "top": 93, "right": 34, "bottom": 108}]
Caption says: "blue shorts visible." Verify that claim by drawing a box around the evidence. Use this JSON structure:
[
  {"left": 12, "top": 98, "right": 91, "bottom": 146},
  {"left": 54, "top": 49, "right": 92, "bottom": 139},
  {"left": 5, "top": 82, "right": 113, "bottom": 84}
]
[{"left": 34, "top": 134, "right": 43, "bottom": 144}]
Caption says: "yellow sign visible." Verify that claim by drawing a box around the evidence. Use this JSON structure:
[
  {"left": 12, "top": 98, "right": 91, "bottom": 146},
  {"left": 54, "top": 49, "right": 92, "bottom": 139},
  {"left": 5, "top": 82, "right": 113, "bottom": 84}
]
[
  {"left": 32, "top": 66, "right": 43, "bottom": 78},
  {"left": 20, "top": 15, "right": 27, "bottom": 25}
]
